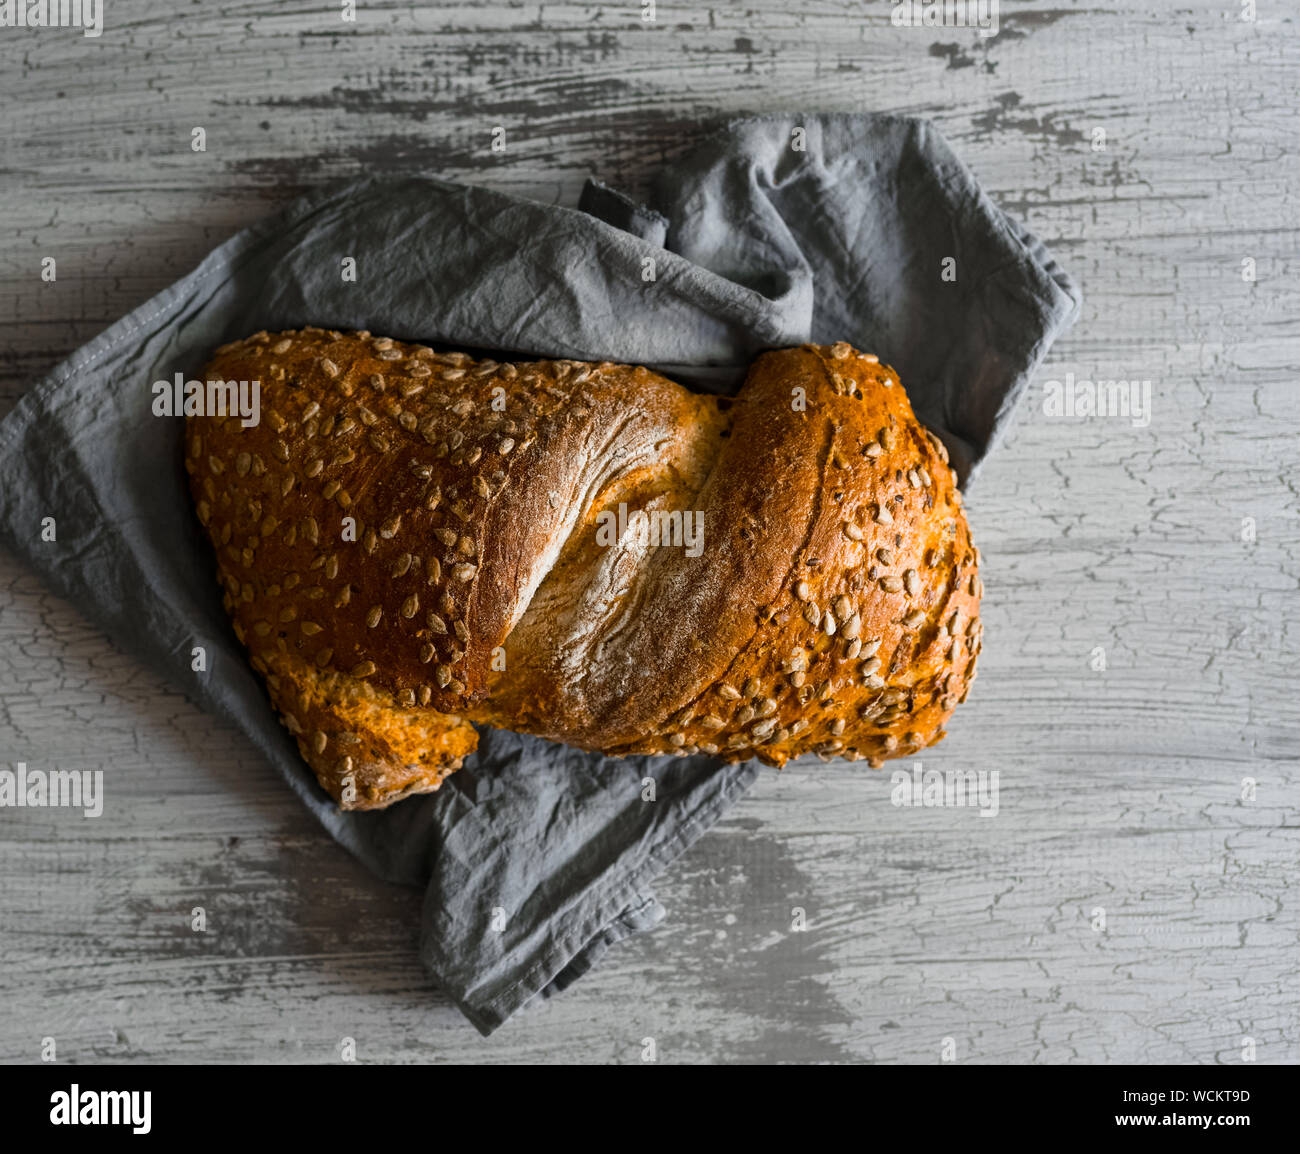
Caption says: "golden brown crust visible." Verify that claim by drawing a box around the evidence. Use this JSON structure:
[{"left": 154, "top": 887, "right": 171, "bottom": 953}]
[{"left": 186, "top": 329, "right": 981, "bottom": 809}]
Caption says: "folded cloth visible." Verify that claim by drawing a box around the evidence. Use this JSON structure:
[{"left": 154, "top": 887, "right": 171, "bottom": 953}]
[{"left": 0, "top": 113, "right": 1080, "bottom": 1033}]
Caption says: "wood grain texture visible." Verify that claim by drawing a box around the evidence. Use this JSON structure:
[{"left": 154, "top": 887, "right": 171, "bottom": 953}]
[{"left": 1, "top": 0, "right": 1298, "bottom": 1063}]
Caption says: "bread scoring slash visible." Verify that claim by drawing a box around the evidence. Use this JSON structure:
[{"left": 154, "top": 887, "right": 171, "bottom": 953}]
[{"left": 185, "top": 329, "right": 982, "bottom": 810}]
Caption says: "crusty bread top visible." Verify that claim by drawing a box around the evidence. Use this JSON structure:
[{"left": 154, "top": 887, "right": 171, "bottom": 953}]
[{"left": 186, "top": 328, "right": 981, "bottom": 809}]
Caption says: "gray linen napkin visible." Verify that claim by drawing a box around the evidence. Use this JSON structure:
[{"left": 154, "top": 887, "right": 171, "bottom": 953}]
[{"left": 0, "top": 113, "right": 1079, "bottom": 1033}]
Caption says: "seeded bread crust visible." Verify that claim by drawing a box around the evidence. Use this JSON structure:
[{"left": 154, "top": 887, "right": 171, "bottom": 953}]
[{"left": 186, "top": 328, "right": 982, "bottom": 810}]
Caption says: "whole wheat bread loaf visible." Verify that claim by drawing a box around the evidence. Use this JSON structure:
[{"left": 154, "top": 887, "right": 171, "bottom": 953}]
[{"left": 185, "top": 328, "right": 982, "bottom": 809}]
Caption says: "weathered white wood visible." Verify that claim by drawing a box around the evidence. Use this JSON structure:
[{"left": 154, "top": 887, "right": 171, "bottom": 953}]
[{"left": 1, "top": 0, "right": 1297, "bottom": 1062}]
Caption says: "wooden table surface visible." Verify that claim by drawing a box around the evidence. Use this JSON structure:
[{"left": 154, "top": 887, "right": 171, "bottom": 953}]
[{"left": 1, "top": 1, "right": 1297, "bottom": 1064}]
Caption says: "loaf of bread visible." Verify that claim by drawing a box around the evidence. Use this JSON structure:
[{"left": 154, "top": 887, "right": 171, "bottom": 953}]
[{"left": 185, "top": 329, "right": 982, "bottom": 810}]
